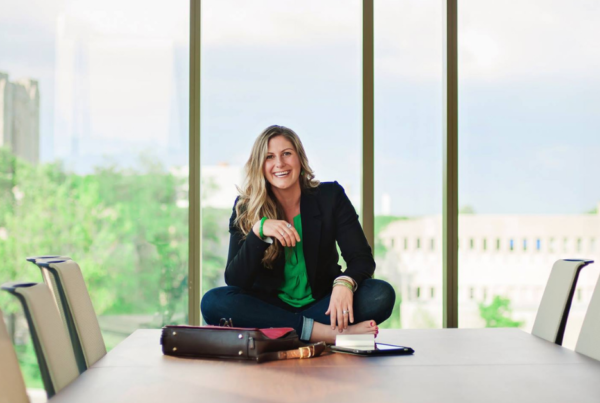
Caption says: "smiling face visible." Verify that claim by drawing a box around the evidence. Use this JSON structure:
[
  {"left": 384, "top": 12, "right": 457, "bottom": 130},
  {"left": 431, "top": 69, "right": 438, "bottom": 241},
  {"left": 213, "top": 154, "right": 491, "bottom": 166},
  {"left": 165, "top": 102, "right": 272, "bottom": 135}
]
[{"left": 263, "top": 135, "right": 302, "bottom": 193}]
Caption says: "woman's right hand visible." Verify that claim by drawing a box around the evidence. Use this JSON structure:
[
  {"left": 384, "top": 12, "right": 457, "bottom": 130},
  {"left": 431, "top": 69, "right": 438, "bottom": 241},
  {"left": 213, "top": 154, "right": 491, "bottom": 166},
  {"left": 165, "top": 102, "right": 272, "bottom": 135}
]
[{"left": 253, "top": 219, "right": 301, "bottom": 247}]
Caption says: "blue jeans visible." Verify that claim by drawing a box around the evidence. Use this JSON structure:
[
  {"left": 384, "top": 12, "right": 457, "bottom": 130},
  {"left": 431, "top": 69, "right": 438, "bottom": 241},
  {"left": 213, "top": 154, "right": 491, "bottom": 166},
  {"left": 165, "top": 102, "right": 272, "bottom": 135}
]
[{"left": 201, "top": 278, "right": 395, "bottom": 341}]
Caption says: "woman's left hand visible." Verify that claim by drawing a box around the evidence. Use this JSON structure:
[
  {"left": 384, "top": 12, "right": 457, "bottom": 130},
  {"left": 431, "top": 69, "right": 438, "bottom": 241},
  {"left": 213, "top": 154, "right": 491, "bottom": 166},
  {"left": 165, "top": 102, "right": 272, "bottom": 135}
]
[{"left": 325, "top": 285, "right": 354, "bottom": 332}]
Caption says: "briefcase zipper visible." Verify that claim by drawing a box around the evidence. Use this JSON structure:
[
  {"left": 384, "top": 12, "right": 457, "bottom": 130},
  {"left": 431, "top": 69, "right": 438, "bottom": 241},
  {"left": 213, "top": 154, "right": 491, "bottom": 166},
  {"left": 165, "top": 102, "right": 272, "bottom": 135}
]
[{"left": 249, "top": 336, "right": 255, "bottom": 349}]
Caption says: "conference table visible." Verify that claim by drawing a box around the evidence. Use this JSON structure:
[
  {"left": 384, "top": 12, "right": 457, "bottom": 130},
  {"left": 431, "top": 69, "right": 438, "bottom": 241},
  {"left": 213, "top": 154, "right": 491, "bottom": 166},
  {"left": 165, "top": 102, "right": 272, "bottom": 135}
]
[{"left": 49, "top": 328, "right": 600, "bottom": 403}]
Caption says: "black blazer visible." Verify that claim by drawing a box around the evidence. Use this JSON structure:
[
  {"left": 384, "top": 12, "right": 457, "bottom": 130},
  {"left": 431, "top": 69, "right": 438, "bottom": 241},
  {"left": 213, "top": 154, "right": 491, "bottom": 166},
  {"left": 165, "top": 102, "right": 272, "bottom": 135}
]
[{"left": 224, "top": 181, "right": 375, "bottom": 300}]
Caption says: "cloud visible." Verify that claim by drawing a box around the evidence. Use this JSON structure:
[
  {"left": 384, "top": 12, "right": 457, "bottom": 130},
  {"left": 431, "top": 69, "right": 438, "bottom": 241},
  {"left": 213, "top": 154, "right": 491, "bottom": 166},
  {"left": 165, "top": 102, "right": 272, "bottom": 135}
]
[
  {"left": 459, "top": 0, "right": 600, "bottom": 80},
  {"left": 3, "top": 0, "right": 599, "bottom": 83},
  {"left": 60, "top": 0, "right": 188, "bottom": 42},
  {"left": 202, "top": 0, "right": 360, "bottom": 48},
  {"left": 531, "top": 144, "right": 600, "bottom": 172}
]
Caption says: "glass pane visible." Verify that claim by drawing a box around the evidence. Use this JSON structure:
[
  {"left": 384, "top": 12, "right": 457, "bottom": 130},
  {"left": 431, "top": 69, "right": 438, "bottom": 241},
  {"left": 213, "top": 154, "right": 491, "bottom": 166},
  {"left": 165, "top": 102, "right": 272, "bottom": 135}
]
[
  {"left": 0, "top": 0, "right": 189, "bottom": 393},
  {"left": 458, "top": 0, "right": 600, "bottom": 348},
  {"left": 374, "top": 0, "right": 444, "bottom": 328},
  {"left": 200, "top": 1, "right": 361, "bottom": 295}
]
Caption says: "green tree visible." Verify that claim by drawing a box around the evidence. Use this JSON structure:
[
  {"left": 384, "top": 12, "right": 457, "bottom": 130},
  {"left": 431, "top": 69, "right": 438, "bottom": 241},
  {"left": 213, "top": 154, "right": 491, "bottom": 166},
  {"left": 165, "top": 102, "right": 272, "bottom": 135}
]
[
  {"left": 201, "top": 207, "right": 229, "bottom": 293},
  {"left": 478, "top": 295, "right": 523, "bottom": 328},
  {"left": 373, "top": 215, "right": 405, "bottom": 329},
  {"left": 459, "top": 205, "right": 476, "bottom": 214},
  {"left": 199, "top": 176, "right": 230, "bottom": 295},
  {"left": 0, "top": 149, "right": 236, "bottom": 387},
  {"left": 377, "top": 283, "right": 402, "bottom": 329}
]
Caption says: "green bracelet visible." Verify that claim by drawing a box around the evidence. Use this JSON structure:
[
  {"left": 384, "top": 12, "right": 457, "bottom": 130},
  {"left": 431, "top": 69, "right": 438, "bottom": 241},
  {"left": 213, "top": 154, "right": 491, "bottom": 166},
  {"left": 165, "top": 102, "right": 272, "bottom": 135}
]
[
  {"left": 333, "top": 281, "right": 354, "bottom": 292},
  {"left": 259, "top": 216, "right": 268, "bottom": 239}
]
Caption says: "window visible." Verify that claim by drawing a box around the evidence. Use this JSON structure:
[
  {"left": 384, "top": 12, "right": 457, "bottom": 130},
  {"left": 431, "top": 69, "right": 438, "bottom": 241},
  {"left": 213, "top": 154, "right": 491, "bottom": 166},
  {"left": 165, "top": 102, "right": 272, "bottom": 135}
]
[
  {"left": 201, "top": 0, "right": 361, "bottom": 297},
  {"left": 458, "top": 0, "right": 600, "bottom": 347},
  {"left": 0, "top": 0, "right": 189, "bottom": 391},
  {"left": 4, "top": 0, "right": 597, "bottom": 372},
  {"left": 374, "top": 0, "right": 443, "bottom": 329}
]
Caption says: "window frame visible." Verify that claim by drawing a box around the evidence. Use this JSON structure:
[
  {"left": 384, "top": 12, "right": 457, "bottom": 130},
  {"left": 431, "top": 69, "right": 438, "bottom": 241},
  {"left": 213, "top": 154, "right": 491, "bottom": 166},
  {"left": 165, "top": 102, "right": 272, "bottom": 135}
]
[{"left": 188, "top": 0, "right": 459, "bottom": 327}]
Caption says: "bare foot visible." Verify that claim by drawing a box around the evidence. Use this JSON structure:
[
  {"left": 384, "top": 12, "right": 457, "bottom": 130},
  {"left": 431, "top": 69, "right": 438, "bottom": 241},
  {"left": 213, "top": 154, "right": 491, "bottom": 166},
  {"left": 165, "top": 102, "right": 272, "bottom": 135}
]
[{"left": 310, "top": 320, "right": 378, "bottom": 344}]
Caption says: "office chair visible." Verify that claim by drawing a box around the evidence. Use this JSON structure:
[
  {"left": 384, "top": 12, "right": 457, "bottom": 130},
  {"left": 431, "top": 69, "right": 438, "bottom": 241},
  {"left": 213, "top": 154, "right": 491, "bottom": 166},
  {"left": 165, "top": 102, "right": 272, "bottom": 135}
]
[
  {"left": 0, "top": 308, "right": 29, "bottom": 403},
  {"left": 29, "top": 257, "right": 106, "bottom": 372},
  {"left": 1, "top": 282, "right": 79, "bottom": 398},
  {"left": 575, "top": 270, "right": 600, "bottom": 361},
  {"left": 531, "top": 259, "right": 593, "bottom": 345}
]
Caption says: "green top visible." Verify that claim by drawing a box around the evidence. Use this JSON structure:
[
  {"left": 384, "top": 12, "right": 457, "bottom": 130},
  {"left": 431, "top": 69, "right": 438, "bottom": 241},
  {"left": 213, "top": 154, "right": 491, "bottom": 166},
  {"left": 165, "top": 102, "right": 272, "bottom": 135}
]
[{"left": 278, "top": 214, "right": 316, "bottom": 307}]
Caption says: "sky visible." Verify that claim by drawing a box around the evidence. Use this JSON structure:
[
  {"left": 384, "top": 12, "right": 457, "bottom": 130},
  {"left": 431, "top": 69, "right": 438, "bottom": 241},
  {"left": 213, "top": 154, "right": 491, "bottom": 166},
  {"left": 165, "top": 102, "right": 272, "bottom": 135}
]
[{"left": 0, "top": 0, "right": 599, "bottom": 216}]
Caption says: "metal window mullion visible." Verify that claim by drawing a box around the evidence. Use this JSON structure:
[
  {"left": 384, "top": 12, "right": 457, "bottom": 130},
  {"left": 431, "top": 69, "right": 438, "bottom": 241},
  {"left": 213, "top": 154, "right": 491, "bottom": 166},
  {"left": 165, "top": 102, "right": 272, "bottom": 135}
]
[
  {"left": 188, "top": 0, "right": 202, "bottom": 326},
  {"left": 362, "top": 0, "right": 375, "bottom": 249},
  {"left": 443, "top": 0, "right": 458, "bottom": 328}
]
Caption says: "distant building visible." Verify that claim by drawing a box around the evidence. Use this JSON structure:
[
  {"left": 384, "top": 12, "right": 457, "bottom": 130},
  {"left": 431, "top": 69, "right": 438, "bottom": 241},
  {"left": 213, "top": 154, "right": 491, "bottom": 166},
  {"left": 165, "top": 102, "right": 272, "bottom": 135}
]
[
  {"left": 378, "top": 206, "right": 600, "bottom": 344},
  {"left": 53, "top": 8, "right": 187, "bottom": 169},
  {"left": 170, "top": 163, "right": 244, "bottom": 209},
  {"left": 0, "top": 72, "right": 40, "bottom": 164}
]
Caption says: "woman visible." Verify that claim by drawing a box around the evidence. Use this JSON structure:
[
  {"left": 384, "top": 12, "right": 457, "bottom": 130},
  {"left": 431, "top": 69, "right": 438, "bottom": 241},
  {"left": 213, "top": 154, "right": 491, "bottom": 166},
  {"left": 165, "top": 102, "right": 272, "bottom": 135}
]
[{"left": 201, "top": 125, "right": 395, "bottom": 343}]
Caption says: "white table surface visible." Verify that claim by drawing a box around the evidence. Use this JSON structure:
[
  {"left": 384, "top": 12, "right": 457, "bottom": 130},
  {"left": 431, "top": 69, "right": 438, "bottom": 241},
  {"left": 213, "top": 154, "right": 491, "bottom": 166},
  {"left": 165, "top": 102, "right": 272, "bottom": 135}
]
[{"left": 49, "top": 328, "right": 600, "bottom": 403}]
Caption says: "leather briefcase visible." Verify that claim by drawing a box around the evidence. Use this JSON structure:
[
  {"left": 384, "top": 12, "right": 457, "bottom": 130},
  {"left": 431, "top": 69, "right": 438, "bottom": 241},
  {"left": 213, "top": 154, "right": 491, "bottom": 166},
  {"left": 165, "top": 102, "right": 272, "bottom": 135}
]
[{"left": 161, "top": 325, "right": 326, "bottom": 363}]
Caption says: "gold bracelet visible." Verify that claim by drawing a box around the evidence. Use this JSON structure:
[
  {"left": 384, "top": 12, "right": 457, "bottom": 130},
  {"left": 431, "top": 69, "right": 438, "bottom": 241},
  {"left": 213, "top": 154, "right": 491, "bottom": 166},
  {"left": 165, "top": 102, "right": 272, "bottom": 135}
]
[
  {"left": 335, "top": 275, "right": 357, "bottom": 292},
  {"left": 334, "top": 278, "right": 353, "bottom": 287}
]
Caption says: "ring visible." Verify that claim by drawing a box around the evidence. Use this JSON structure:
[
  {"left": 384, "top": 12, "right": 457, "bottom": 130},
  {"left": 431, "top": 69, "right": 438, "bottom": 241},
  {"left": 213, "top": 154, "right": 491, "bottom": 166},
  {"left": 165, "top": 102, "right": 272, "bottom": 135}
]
[
  {"left": 286, "top": 223, "right": 292, "bottom": 228},
  {"left": 342, "top": 310, "right": 349, "bottom": 315}
]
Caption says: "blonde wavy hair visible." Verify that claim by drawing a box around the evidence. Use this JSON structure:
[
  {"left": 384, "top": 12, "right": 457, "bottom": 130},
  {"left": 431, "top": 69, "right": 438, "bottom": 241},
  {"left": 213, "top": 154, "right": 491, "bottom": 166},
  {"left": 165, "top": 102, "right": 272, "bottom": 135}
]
[{"left": 234, "top": 125, "right": 320, "bottom": 268}]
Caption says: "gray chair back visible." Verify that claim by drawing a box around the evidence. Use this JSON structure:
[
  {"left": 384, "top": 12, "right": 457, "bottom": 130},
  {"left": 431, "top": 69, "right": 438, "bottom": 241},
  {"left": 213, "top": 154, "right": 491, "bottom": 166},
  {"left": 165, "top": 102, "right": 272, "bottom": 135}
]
[
  {"left": 576, "top": 272, "right": 600, "bottom": 361},
  {"left": 1, "top": 282, "right": 79, "bottom": 398},
  {"left": 531, "top": 259, "right": 593, "bottom": 345},
  {"left": 0, "top": 308, "right": 29, "bottom": 403},
  {"left": 26, "top": 256, "right": 72, "bottom": 333},
  {"left": 31, "top": 258, "right": 106, "bottom": 371}
]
